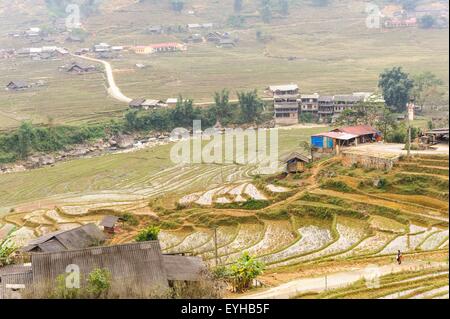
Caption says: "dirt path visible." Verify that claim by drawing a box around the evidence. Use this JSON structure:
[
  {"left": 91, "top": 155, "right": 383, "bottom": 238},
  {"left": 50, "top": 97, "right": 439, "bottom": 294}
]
[
  {"left": 240, "top": 261, "right": 447, "bottom": 299},
  {"left": 72, "top": 54, "right": 132, "bottom": 104}
]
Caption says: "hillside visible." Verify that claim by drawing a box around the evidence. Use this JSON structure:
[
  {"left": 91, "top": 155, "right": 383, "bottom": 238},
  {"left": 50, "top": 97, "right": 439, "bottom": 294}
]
[{"left": 0, "top": 0, "right": 448, "bottom": 128}]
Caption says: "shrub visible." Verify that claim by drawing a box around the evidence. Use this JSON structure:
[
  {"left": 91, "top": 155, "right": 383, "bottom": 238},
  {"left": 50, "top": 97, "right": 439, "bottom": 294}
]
[
  {"left": 121, "top": 213, "right": 139, "bottom": 226},
  {"left": 320, "top": 180, "right": 353, "bottom": 193},
  {"left": 228, "top": 252, "right": 265, "bottom": 293},
  {"left": 86, "top": 268, "right": 111, "bottom": 298},
  {"left": 135, "top": 225, "right": 160, "bottom": 242}
]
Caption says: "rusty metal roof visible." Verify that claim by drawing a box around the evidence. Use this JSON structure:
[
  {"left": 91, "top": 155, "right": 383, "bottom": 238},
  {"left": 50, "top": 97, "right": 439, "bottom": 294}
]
[{"left": 333, "top": 125, "right": 378, "bottom": 136}]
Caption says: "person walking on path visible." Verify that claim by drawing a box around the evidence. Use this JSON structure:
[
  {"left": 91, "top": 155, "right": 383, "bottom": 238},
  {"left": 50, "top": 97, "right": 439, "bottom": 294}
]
[{"left": 397, "top": 250, "right": 403, "bottom": 265}]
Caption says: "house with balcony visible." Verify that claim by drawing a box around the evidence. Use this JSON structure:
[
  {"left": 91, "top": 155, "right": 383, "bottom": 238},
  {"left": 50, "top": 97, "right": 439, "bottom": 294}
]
[
  {"left": 300, "top": 93, "right": 319, "bottom": 113},
  {"left": 268, "top": 84, "right": 300, "bottom": 125},
  {"left": 318, "top": 96, "right": 335, "bottom": 122}
]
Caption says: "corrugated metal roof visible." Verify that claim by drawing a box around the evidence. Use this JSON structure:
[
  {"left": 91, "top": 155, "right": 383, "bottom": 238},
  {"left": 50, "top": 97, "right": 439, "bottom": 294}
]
[
  {"left": 0, "top": 264, "right": 32, "bottom": 276},
  {"left": 31, "top": 241, "right": 169, "bottom": 289},
  {"left": 22, "top": 224, "right": 105, "bottom": 253},
  {"left": 281, "top": 152, "right": 311, "bottom": 163},
  {"left": 333, "top": 125, "right": 378, "bottom": 136},
  {"left": 163, "top": 255, "right": 205, "bottom": 281},
  {"left": 100, "top": 216, "right": 119, "bottom": 228},
  {"left": 313, "top": 132, "right": 359, "bottom": 140}
]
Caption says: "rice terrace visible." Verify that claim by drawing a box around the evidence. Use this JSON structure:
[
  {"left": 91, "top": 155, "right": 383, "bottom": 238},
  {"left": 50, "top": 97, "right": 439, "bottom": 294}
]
[{"left": 0, "top": 0, "right": 448, "bottom": 302}]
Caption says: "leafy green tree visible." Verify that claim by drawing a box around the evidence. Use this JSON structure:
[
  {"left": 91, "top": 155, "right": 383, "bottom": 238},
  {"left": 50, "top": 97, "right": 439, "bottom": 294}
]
[
  {"left": 87, "top": 268, "right": 111, "bottom": 298},
  {"left": 378, "top": 67, "right": 414, "bottom": 112},
  {"left": 0, "top": 234, "right": 16, "bottom": 267},
  {"left": 17, "top": 122, "right": 35, "bottom": 159},
  {"left": 412, "top": 72, "right": 444, "bottom": 107},
  {"left": 213, "top": 89, "right": 233, "bottom": 124},
  {"left": 376, "top": 106, "right": 397, "bottom": 141},
  {"left": 229, "top": 252, "right": 264, "bottom": 292},
  {"left": 172, "top": 96, "right": 195, "bottom": 127},
  {"left": 336, "top": 102, "right": 381, "bottom": 127},
  {"left": 135, "top": 225, "right": 160, "bottom": 242},
  {"left": 237, "top": 90, "right": 264, "bottom": 123}
]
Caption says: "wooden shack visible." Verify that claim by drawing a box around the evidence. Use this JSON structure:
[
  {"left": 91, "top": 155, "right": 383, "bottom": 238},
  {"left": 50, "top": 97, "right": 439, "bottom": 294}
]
[
  {"left": 100, "top": 215, "right": 119, "bottom": 234},
  {"left": 283, "top": 152, "right": 311, "bottom": 173}
]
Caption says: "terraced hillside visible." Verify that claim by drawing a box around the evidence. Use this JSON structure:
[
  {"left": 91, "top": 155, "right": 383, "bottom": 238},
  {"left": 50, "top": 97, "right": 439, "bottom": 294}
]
[
  {"left": 2, "top": 153, "right": 448, "bottom": 277},
  {"left": 298, "top": 267, "right": 449, "bottom": 299}
]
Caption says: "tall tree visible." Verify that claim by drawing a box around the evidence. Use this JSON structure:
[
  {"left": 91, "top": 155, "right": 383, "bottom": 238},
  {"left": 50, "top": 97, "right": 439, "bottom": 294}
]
[
  {"left": 378, "top": 67, "right": 414, "bottom": 112},
  {"left": 412, "top": 72, "right": 444, "bottom": 107},
  {"left": 237, "top": 90, "right": 264, "bottom": 123},
  {"left": 213, "top": 89, "right": 233, "bottom": 124}
]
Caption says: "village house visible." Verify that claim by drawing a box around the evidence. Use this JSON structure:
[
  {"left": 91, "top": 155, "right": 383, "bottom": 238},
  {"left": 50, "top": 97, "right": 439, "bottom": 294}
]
[
  {"left": 217, "top": 38, "right": 235, "bottom": 48},
  {"left": 129, "top": 98, "right": 146, "bottom": 109},
  {"left": 66, "top": 62, "right": 97, "bottom": 74},
  {"left": 100, "top": 216, "right": 120, "bottom": 234},
  {"left": 142, "top": 99, "right": 167, "bottom": 110},
  {"left": 146, "top": 25, "right": 163, "bottom": 34},
  {"left": 318, "top": 96, "right": 334, "bottom": 122},
  {"left": 268, "top": 84, "right": 300, "bottom": 125},
  {"left": 5, "top": 81, "right": 30, "bottom": 91},
  {"left": 93, "top": 43, "right": 111, "bottom": 53},
  {"left": 183, "top": 34, "right": 204, "bottom": 43},
  {"left": 1, "top": 239, "right": 205, "bottom": 299},
  {"left": 25, "top": 27, "right": 42, "bottom": 38},
  {"left": 151, "top": 42, "right": 187, "bottom": 53},
  {"left": 300, "top": 93, "right": 319, "bottom": 113},
  {"left": 187, "top": 23, "right": 214, "bottom": 31},
  {"left": 333, "top": 94, "right": 365, "bottom": 115},
  {"left": 21, "top": 224, "right": 105, "bottom": 253},
  {"left": 384, "top": 17, "right": 417, "bottom": 28},
  {"left": 166, "top": 98, "right": 179, "bottom": 107},
  {"left": 311, "top": 125, "right": 381, "bottom": 156},
  {"left": 282, "top": 152, "right": 311, "bottom": 173},
  {"left": 66, "top": 35, "right": 84, "bottom": 43}
]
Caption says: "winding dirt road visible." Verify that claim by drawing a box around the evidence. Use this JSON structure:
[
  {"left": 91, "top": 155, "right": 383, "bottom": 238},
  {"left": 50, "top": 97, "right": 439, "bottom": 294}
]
[{"left": 72, "top": 54, "right": 132, "bottom": 103}]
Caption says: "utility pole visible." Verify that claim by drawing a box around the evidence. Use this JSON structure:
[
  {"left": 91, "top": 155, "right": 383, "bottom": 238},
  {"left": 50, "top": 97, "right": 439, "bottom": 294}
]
[
  {"left": 214, "top": 227, "right": 219, "bottom": 267},
  {"left": 406, "top": 101, "right": 412, "bottom": 157}
]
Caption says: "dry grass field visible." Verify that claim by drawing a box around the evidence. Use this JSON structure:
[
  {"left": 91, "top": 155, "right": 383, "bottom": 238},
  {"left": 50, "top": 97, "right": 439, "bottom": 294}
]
[{"left": 0, "top": 0, "right": 448, "bottom": 128}]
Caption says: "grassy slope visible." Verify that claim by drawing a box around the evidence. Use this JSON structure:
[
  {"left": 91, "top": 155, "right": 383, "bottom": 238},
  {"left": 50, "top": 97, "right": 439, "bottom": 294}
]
[
  {"left": 0, "top": 126, "right": 328, "bottom": 212},
  {"left": 0, "top": 0, "right": 448, "bottom": 128}
]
